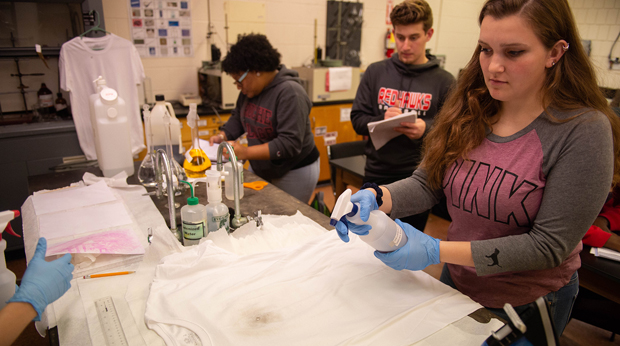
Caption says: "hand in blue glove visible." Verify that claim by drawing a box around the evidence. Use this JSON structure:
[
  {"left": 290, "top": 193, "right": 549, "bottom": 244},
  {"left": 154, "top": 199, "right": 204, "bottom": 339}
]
[
  {"left": 374, "top": 219, "right": 441, "bottom": 271},
  {"left": 8, "top": 237, "right": 74, "bottom": 321},
  {"left": 335, "top": 189, "right": 378, "bottom": 242}
]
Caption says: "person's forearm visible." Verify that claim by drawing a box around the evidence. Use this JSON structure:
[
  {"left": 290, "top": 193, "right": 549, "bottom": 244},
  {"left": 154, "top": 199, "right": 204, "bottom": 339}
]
[
  {"left": 245, "top": 143, "right": 271, "bottom": 160},
  {"left": 0, "top": 302, "right": 37, "bottom": 346},
  {"left": 439, "top": 241, "right": 475, "bottom": 267},
  {"left": 604, "top": 233, "right": 620, "bottom": 252}
]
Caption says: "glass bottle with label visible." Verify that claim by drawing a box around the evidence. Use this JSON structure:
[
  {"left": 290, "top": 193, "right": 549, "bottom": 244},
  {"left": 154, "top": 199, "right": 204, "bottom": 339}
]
[
  {"left": 54, "top": 92, "right": 70, "bottom": 118},
  {"left": 37, "top": 83, "right": 55, "bottom": 117}
]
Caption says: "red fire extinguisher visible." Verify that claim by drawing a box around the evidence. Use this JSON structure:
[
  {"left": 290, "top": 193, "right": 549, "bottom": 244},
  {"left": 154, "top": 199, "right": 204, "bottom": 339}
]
[{"left": 385, "top": 28, "right": 395, "bottom": 58}]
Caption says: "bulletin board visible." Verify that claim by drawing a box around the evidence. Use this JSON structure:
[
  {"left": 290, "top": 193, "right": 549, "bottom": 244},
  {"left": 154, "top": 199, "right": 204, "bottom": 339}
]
[{"left": 128, "top": 0, "right": 194, "bottom": 58}]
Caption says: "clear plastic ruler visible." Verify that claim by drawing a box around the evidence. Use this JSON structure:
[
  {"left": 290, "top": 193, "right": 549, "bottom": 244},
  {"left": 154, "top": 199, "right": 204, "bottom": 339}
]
[{"left": 95, "top": 296, "right": 129, "bottom": 346}]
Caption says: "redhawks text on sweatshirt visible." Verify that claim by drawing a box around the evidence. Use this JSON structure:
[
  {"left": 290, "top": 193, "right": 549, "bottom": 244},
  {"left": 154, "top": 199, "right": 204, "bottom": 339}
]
[{"left": 351, "top": 53, "right": 455, "bottom": 177}]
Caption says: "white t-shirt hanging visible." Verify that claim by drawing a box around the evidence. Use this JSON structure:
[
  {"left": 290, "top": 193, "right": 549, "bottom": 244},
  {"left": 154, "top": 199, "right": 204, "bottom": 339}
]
[{"left": 59, "top": 34, "right": 146, "bottom": 160}]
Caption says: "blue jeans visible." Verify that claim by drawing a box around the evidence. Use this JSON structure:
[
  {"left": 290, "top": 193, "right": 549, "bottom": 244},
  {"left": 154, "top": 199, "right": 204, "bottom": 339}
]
[{"left": 440, "top": 265, "right": 579, "bottom": 336}]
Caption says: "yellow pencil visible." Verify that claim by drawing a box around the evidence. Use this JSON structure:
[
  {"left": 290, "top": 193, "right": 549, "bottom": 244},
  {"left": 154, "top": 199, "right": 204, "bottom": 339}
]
[{"left": 83, "top": 271, "right": 136, "bottom": 279}]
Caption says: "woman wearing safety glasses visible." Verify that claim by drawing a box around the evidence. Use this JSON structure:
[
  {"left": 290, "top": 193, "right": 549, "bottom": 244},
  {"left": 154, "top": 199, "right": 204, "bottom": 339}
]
[{"left": 210, "top": 34, "right": 320, "bottom": 203}]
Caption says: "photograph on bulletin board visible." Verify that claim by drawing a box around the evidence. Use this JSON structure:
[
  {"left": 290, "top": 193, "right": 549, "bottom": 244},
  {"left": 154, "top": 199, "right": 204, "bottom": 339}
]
[{"left": 128, "top": 0, "right": 193, "bottom": 58}]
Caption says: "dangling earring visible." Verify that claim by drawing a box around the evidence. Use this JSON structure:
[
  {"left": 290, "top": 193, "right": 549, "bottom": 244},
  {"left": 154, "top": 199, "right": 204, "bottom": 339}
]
[{"left": 256, "top": 72, "right": 261, "bottom": 77}]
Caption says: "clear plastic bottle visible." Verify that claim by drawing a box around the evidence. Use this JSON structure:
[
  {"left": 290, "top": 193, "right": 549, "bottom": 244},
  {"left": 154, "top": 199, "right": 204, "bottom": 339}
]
[
  {"left": 180, "top": 181, "right": 206, "bottom": 246},
  {"left": 330, "top": 189, "right": 408, "bottom": 252},
  {"left": 149, "top": 95, "right": 182, "bottom": 159},
  {"left": 206, "top": 170, "right": 230, "bottom": 234},
  {"left": 89, "top": 76, "right": 134, "bottom": 177},
  {"left": 224, "top": 161, "right": 244, "bottom": 200}
]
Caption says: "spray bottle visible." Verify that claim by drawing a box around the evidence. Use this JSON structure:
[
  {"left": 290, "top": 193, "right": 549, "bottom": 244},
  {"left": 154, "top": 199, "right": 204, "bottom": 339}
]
[
  {"left": 0, "top": 210, "right": 21, "bottom": 310},
  {"left": 330, "top": 189, "right": 408, "bottom": 252},
  {"left": 183, "top": 103, "right": 211, "bottom": 178},
  {"left": 205, "top": 170, "right": 230, "bottom": 234},
  {"left": 179, "top": 181, "right": 206, "bottom": 246}
]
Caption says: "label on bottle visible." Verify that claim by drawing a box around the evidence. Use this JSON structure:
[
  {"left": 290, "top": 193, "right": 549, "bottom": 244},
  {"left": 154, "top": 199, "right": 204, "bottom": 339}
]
[
  {"left": 391, "top": 225, "right": 404, "bottom": 247},
  {"left": 183, "top": 220, "right": 205, "bottom": 240},
  {"left": 39, "top": 94, "right": 53, "bottom": 107},
  {"left": 55, "top": 103, "right": 67, "bottom": 111},
  {"left": 209, "top": 214, "right": 229, "bottom": 233}
]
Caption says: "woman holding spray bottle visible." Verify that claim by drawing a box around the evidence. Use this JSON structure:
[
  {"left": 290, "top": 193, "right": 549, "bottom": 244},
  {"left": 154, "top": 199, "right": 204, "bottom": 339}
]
[{"left": 335, "top": 0, "right": 620, "bottom": 336}]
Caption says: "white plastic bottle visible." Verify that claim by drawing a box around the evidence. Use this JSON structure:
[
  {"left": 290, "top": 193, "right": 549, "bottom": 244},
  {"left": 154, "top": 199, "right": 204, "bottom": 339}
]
[
  {"left": 206, "top": 170, "right": 230, "bottom": 234},
  {"left": 330, "top": 189, "right": 408, "bottom": 252},
  {"left": 180, "top": 181, "right": 206, "bottom": 246},
  {"left": 224, "top": 161, "right": 244, "bottom": 200},
  {"left": 0, "top": 210, "right": 19, "bottom": 311},
  {"left": 89, "top": 76, "right": 134, "bottom": 177},
  {"left": 149, "top": 95, "right": 182, "bottom": 156}
]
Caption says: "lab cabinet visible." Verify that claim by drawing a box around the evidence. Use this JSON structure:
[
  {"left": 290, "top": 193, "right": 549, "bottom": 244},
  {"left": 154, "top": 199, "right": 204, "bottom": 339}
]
[{"left": 310, "top": 103, "right": 363, "bottom": 182}]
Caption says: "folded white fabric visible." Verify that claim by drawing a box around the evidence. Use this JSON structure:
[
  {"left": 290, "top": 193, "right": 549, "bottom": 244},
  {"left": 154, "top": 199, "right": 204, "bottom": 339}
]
[
  {"left": 145, "top": 231, "right": 482, "bottom": 346},
  {"left": 83, "top": 171, "right": 129, "bottom": 187}
]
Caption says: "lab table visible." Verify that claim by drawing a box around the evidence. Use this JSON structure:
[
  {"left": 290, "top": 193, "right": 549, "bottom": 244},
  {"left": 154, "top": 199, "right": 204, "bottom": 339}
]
[
  {"left": 329, "top": 154, "right": 365, "bottom": 196},
  {"left": 578, "top": 245, "right": 620, "bottom": 305},
  {"left": 24, "top": 163, "right": 501, "bottom": 345}
]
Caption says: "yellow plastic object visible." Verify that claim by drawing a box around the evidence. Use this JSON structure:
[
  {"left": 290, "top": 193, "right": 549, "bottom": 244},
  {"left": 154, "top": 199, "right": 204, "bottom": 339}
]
[
  {"left": 243, "top": 181, "right": 268, "bottom": 191},
  {"left": 183, "top": 148, "right": 211, "bottom": 178}
]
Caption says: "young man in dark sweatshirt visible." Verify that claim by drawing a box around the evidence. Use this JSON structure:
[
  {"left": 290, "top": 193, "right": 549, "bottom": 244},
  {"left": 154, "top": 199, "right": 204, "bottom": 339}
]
[{"left": 350, "top": 0, "right": 455, "bottom": 231}]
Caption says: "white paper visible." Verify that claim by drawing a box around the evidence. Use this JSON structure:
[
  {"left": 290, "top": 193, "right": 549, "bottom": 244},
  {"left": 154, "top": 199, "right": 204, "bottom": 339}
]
[
  {"left": 32, "top": 180, "right": 117, "bottom": 215},
  {"left": 39, "top": 201, "right": 133, "bottom": 240},
  {"left": 340, "top": 107, "right": 352, "bottom": 122},
  {"left": 198, "top": 138, "right": 221, "bottom": 161},
  {"left": 590, "top": 246, "right": 620, "bottom": 262},
  {"left": 367, "top": 111, "right": 418, "bottom": 150},
  {"left": 328, "top": 67, "right": 352, "bottom": 91}
]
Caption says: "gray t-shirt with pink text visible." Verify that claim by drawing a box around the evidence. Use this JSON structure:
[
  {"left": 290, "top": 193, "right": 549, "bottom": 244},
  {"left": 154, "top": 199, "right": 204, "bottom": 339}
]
[{"left": 386, "top": 108, "right": 614, "bottom": 308}]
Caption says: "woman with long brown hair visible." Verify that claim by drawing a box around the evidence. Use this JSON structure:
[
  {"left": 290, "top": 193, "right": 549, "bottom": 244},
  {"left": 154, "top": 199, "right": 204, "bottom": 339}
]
[{"left": 335, "top": 0, "right": 620, "bottom": 335}]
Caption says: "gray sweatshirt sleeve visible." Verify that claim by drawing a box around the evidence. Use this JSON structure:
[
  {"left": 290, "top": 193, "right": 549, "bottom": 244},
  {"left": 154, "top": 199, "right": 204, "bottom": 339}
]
[
  {"left": 385, "top": 168, "right": 443, "bottom": 218},
  {"left": 350, "top": 67, "right": 377, "bottom": 137},
  {"left": 471, "top": 112, "right": 614, "bottom": 275},
  {"left": 222, "top": 97, "right": 246, "bottom": 141}
]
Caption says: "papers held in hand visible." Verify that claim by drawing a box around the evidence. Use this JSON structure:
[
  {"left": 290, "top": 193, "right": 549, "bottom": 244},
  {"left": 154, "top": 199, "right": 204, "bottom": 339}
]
[{"left": 367, "top": 111, "right": 418, "bottom": 150}]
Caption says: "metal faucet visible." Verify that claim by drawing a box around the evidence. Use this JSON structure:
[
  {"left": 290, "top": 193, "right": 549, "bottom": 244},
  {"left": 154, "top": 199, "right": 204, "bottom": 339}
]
[
  {"left": 216, "top": 142, "right": 248, "bottom": 228},
  {"left": 155, "top": 148, "right": 181, "bottom": 241}
]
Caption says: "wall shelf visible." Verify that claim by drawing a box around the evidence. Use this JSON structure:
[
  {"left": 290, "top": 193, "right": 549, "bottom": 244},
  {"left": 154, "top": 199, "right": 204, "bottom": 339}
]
[{"left": 0, "top": 47, "right": 61, "bottom": 58}]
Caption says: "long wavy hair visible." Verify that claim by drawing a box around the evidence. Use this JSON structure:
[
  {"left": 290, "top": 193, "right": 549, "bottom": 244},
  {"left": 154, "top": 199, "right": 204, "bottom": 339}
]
[{"left": 421, "top": 0, "right": 620, "bottom": 190}]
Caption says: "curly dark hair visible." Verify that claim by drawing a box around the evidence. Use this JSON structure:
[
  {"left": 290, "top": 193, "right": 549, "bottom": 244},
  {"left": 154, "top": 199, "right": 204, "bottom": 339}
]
[
  {"left": 221, "top": 34, "right": 281, "bottom": 74},
  {"left": 390, "top": 0, "right": 433, "bottom": 32}
]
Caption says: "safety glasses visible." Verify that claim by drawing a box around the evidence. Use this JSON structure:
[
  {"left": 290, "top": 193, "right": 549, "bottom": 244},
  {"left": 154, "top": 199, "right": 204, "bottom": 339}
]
[{"left": 234, "top": 70, "right": 250, "bottom": 86}]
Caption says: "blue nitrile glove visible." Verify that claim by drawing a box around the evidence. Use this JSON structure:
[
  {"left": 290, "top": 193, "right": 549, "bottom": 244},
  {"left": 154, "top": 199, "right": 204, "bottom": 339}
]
[
  {"left": 8, "top": 237, "right": 74, "bottom": 321},
  {"left": 374, "top": 219, "right": 441, "bottom": 271},
  {"left": 335, "top": 189, "right": 378, "bottom": 242}
]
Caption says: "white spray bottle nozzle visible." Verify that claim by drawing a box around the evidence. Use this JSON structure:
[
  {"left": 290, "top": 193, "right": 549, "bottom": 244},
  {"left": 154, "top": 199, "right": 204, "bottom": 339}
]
[
  {"left": 329, "top": 189, "right": 358, "bottom": 226},
  {"left": 0, "top": 210, "right": 21, "bottom": 241}
]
